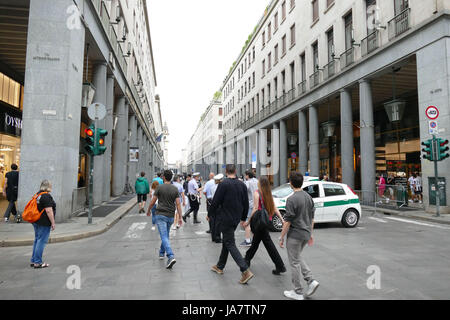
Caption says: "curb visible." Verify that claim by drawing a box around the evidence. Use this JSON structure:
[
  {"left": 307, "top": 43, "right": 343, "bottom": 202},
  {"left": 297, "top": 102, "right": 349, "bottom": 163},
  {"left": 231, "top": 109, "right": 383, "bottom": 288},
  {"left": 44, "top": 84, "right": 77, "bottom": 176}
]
[
  {"left": 0, "top": 199, "right": 137, "bottom": 247},
  {"left": 362, "top": 205, "right": 450, "bottom": 226}
]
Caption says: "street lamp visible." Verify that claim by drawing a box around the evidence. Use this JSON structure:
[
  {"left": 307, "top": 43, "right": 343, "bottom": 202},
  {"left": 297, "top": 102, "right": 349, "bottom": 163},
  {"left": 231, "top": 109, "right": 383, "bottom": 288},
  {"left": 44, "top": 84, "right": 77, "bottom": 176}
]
[{"left": 82, "top": 82, "right": 96, "bottom": 108}]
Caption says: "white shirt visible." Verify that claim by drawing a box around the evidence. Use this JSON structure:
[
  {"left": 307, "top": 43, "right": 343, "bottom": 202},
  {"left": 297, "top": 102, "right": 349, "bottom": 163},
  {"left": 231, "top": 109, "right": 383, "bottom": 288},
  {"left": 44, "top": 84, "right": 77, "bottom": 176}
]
[{"left": 414, "top": 176, "right": 422, "bottom": 190}]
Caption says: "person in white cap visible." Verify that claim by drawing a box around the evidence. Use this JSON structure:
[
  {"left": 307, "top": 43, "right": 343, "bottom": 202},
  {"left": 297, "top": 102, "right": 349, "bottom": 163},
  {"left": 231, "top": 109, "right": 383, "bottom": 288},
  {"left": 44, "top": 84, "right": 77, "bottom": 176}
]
[{"left": 183, "top": 172, "right": 203, "bottom": 224}]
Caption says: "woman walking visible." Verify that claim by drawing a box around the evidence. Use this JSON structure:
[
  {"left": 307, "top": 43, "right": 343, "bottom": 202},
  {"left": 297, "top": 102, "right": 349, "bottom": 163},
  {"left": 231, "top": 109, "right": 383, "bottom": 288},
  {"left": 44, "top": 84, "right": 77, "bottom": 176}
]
[
  {"left": 31, "top": 180, "right": 56, "bottom": 269},
  {"left": 150, "top": 180, "right": 159, "bottom": 230},
  {"left": 135, "top": 172, "right": 150, "bottom": 214},
  {"left": 244, "top": 176, "right": 287, "bottom": 275}
]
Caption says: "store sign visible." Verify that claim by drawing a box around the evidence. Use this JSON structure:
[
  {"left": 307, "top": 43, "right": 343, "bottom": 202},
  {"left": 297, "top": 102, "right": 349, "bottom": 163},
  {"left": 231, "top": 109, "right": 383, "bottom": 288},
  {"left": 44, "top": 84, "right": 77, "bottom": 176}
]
[{"left": 0, "top": 105, "right": 22, "bottom": 136}]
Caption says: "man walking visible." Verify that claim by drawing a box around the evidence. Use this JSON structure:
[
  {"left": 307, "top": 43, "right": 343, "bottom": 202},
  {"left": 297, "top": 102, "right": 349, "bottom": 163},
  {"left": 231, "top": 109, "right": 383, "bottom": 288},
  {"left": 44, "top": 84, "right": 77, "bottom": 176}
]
[
  {"left": 241, "top": 170, "right": 258, "bottom": 247},
  {"left": 183, "top": 172, "right": 203, "bottom": 224},
  {"left": 208, "top": 164, "right": 254, "bottom": 284},
  {"left": 279, "top": 172, "right": 319, "bottom": 300},
  {"left": 203, "top": 172, "right": 215, "bottom": 233},
  {"left": 147, "top": 170, "right": 183, "bottom": 269},
  {"left": 3, "top": 164, "right": 19, "bottom": 223}
]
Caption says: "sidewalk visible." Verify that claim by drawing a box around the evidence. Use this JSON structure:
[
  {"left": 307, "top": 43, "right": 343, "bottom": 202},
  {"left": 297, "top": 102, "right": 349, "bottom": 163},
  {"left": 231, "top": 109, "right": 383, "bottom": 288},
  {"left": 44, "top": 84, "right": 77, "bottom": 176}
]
[
  {"left": 362, "top": 205, "right": 450, "bottom": 225},
  {"left": 0, "top": 195, "right": 137, "bottom": 247}
]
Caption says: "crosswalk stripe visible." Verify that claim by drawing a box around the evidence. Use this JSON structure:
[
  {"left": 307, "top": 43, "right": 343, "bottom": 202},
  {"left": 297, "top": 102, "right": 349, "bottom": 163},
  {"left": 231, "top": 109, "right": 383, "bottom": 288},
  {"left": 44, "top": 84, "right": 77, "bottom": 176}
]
[
  {"left": 368, "top": 217, "right": 388, "bottom": 223},
  {"left": 124, "top": 222, "right": 148, "bottom": 239},
  {"left": 384, "top": 217, "right": 450, "bottom": 230}
]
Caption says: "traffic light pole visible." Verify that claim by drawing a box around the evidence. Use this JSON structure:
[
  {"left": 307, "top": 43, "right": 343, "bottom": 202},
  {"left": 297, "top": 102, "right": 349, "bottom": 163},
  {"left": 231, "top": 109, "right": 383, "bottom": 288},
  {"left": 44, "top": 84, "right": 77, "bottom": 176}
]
[
  {"left": 87, "top": 120, "right": 99, "bottom": 224},
  {"left": 432, "top": 135, "right": 441, "bottom": 217}
]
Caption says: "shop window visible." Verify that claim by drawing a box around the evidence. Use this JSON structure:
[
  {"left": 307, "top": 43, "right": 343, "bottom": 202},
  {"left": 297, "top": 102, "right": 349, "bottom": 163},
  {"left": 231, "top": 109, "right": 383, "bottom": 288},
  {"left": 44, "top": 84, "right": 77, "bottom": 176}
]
[{"left": 0, "top": 72, "right": 23, "bottom": 109}]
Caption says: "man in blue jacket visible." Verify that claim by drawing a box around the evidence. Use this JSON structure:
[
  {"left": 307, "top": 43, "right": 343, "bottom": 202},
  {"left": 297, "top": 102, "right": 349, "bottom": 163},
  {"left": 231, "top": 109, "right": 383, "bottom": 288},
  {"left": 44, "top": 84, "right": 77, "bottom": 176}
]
[{"left": 208, "top": 164, "right": 254, "bottom": 284}]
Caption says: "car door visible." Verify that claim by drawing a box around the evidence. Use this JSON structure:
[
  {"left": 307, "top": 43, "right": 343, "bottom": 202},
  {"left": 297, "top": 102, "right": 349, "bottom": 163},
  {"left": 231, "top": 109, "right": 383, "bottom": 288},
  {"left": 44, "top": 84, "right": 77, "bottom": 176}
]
[
  {"left": 303, "top": 183, "right": 324, "bottom": 222},
  {"left": 322, "top": 183, "right": 348, "bottom": 221}
]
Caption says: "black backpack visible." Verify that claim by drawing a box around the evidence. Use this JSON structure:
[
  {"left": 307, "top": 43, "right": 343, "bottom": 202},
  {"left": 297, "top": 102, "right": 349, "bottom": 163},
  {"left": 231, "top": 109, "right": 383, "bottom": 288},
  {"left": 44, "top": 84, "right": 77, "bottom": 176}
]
[{"left": 250, "top": 191, "right": 271, "bottom": 233}]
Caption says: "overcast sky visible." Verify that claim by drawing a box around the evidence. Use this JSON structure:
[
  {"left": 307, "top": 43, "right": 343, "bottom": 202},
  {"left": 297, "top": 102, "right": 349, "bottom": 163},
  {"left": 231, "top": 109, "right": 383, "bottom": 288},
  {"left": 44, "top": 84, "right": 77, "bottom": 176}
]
[{"left": 147, "top": 0, "right": 269, "bottom": 164}]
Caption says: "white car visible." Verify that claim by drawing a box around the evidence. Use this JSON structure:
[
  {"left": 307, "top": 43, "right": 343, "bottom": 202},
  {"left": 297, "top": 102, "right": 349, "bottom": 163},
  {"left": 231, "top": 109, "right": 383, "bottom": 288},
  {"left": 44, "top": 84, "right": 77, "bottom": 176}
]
[{"left": 270, "top": 178, "right": 362, "bottom": 232}]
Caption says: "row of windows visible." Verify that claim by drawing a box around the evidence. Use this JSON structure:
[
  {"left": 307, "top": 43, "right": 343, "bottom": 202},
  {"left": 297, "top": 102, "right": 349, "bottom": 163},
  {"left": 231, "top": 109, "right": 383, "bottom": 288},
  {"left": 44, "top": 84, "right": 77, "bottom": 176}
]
[{"left": 224, "top": 0, "right": 408, "bottom": 132}]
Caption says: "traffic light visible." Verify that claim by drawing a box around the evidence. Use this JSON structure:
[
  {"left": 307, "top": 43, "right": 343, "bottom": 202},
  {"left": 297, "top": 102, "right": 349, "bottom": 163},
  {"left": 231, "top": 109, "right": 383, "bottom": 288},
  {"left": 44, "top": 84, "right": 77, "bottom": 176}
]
[
  {"left": 96, "top": 128, "right": 108, "bottom": 155},
  {"left": 421, "top": 140, "right": 433, "bottom": 161},
  {"left": 84, "top": 125, "right": 95, "bottom": 156},
  {"left": 437, "top": 138, "right": 449, "bottom": 161}
]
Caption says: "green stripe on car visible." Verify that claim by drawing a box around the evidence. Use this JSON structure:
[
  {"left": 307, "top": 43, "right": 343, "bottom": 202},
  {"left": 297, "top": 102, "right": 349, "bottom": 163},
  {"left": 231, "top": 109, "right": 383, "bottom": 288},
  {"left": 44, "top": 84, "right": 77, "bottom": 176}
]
[{"left": 323, "top": 198, "right": 360, "bottom": 207}]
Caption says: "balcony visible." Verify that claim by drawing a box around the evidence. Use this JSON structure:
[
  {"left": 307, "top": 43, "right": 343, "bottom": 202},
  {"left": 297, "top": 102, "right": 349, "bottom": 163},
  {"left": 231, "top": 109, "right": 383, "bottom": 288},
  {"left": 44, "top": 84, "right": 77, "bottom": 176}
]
[
  {"left": 323, "top": 60, "right": 337, "bottom": 80},
  {"left": 361, "top": 30, "right": 380, "bottom": 57},
  {"left": 309, "top": 71, "right": 320, "bottom": 89},
  {"left": 388, "top": 8, "right": 410, "bottom": 40},
  {"left": 287, "top": 88, "right": 296, "bottom": 103},
  {"left": 340, "top": 47, "right": 354, "bottom": 69},
  {"left": 298, "top": 81, "right": 307, "bottom": 96}
]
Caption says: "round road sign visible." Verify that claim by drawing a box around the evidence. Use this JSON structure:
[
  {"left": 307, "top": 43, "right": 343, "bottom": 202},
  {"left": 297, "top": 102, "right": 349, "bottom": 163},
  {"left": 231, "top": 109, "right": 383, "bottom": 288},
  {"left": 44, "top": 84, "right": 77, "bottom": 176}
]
[
  {"left": 426, "top": 106, "right": 439, "bottom": 120},
  {"left": 88, "top": 103, "right": 107, "bottom": 121}
]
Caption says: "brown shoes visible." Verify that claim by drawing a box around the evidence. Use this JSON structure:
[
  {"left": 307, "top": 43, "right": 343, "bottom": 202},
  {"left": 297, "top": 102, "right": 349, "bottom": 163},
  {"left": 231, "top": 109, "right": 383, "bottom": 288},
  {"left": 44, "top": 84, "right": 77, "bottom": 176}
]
[
  {"left": 211, "top": 265, "right": 224, "bottom": 275},
  {"left": 239, "top": 269, "right": 254, "bottom": 284}
]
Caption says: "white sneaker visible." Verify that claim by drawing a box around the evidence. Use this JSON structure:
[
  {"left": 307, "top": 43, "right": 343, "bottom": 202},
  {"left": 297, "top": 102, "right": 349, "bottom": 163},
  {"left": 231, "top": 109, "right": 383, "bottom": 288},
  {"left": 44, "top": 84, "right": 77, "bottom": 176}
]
[
  {"left": 171, "top": 225, "right": 177, "bottom": 230},
  {"left": 305, "top": 280, "right": 319, "bottom": 297},
  {"left": 4, "top": 217, "right": 8, "bottom": 222},
  {"left": 283, "top": 290, "right": 304, "bottom": 300},
  {"left": 151, "top": 226, "right": 156, "bottom": 231}
]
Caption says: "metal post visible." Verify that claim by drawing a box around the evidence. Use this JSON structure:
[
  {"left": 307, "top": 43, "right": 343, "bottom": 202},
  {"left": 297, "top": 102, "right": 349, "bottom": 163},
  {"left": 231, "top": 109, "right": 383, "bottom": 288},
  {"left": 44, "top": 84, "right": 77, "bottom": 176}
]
[{"left": 433, "top": 135, "right": 440, "bottom": 217}]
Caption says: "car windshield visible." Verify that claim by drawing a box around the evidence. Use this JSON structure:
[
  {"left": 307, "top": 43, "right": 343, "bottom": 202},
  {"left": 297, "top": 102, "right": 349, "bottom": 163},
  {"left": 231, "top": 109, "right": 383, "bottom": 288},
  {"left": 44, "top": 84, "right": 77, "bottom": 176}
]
[{"left": 272, "top": 184, "right": 293, "bottom": 198}]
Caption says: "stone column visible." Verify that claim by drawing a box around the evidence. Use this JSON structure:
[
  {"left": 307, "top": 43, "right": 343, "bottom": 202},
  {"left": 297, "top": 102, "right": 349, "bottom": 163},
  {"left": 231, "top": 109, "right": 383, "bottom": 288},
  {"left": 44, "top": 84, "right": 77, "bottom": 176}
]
[
  {"left": 298, "top": 110, "right": 308, "bottom": 175},
  {"left": 245, "top": 136, "right": 250, "bottom": 172},
  {"left": 359, "top": 80, "right": 376, "bottom": 201},
  {"left": 112, "top": 97, "right": 128, "bottom": 196},
  {"left": 104, "top": 74, "right": 114, "bottom": 201},
  {"left": 17, "top": 0, "right": 85, "bottom": 222},
  {"left": 309, "top": 105, "right": 320, "bottom": 177},
  {"left": 128, "top": 115, "right": 137, "bottom": 188},
  {"left": 280, "top": 119, "right": 288, "bottom": 185},
  {"left": 272, "top": 122, "right": 280, "bottom": 187},
  {"left": 417, "top": 39, "right": 450, "bottom": 213},
  {"left": 256, "top": 130, "right": 261, "bottom": 178},
  {"left": 137, "top": 125, "right": 142, "bottom": 175},
  {"left": 340, "top": 88, "right": 355, "bottom": 189},
  {"left": 234, "top": 139, "right": 238, "bottom": 172},
  {"left": 92, "top": 62, "right": 107, "bottom": 205}
]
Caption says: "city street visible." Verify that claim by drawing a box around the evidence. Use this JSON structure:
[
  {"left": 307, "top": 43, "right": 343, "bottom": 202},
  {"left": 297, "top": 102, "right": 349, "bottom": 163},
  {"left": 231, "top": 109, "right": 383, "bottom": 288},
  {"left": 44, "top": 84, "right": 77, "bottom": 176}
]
[{"left": 1, "top": 201, "right": 449, "bottom": 300}]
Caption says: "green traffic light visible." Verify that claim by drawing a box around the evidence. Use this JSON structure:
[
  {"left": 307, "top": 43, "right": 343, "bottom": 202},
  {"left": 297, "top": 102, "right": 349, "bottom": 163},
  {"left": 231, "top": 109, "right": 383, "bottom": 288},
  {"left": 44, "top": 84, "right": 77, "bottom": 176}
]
[
  {"left": 84, "top": 125, "right": 96, "bottom": 156},
  {"left": 437, "top": 138, "right": 449, "bottom": 161},
  {"left": 95, "top": 128, "right": 108, "bottom": 155},
  {"left": 421, "top": 140, "right": 433, "bottom": 161}
]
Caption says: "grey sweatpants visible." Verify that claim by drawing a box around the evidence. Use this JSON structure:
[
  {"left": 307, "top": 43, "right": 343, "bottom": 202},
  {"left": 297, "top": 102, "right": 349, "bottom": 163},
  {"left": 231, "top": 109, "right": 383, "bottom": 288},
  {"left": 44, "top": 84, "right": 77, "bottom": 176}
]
[{"left": 286, "top": 237, "right": 313, "bottom": 295}]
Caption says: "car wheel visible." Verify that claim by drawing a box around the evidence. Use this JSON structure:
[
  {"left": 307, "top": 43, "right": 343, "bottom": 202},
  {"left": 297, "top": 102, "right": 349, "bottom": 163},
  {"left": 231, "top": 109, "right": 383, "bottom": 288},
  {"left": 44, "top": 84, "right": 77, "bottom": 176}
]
[
  {"left": 271, "top": 210, "right": 285, "bottom": 232},
  {"left": 341, "top": 209, "right": 359, "bottom": 228}
]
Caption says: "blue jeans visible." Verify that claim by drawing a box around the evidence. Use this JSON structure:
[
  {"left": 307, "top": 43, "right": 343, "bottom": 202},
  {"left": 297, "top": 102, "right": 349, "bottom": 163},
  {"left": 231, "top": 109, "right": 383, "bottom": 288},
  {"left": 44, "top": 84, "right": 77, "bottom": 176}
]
[
  {"left": 155, "top": 215, "right": 174, "bottom": 259},
  {"left": 31, "top": 223, "right": 51, "bottom": 264},
  {"left": 151, "top": 205, "right": 157, "bottom": 225}
]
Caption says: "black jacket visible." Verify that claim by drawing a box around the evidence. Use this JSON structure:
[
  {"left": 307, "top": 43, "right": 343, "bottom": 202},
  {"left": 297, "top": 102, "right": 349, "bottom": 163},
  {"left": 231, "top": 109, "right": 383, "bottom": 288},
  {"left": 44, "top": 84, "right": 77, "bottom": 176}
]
[{"left": 209, "top": 177, "right": 249, "bottom": 227}]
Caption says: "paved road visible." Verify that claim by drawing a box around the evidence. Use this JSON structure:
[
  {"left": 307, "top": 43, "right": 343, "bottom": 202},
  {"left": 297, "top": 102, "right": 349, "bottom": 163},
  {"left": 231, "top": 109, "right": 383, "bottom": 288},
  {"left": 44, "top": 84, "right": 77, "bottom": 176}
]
[{"left": 1, "top": 201, "right": 449, "bottom": 300}]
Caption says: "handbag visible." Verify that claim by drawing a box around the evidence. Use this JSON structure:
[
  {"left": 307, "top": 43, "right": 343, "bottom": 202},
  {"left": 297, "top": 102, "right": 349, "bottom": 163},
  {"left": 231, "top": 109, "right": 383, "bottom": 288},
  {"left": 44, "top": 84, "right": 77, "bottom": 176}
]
[{"left": 250, "top": 191, "right": 270, "bottom": 233}]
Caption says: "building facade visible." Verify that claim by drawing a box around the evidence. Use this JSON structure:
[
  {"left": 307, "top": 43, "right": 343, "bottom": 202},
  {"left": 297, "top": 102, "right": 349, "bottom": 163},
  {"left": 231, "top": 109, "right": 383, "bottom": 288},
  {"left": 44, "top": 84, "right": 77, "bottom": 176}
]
[
  {"left": 0, "top": 0, "right": 165, "bottom": 222},
  {"left": 205, "top": 0, "right": 450, "bottom": 213},
  {"left": 185, "top": 99, "right": 223, "bottom": 178}
]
